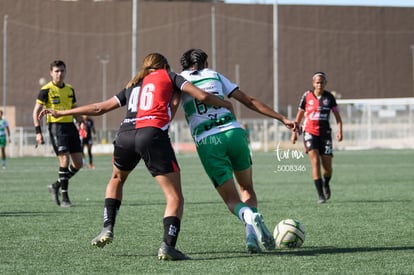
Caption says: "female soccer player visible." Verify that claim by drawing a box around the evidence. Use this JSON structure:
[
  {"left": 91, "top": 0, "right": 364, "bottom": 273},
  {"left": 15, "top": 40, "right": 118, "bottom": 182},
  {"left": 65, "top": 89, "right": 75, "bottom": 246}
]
[
  {"left": 179, "top": 48, "right": 297, "bottom": 253},
  {"left": 79, "top": 115, "right": 96, "bottom": 169},
  {"left": 291, "top": 72, "right": 343, "bottom": 204},
  {"left": 39, "top": 53, "right": 233, "bottom": 260},
  {"left": 0, "top": 110, "right": 11, "bottom": 169}
]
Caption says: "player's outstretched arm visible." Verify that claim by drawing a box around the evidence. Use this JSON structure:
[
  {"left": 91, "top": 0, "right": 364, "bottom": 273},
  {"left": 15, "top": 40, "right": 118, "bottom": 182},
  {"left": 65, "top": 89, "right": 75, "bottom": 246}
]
[
  {"left": 231, "top": 89, "right": 296, "bottom": 130},
  {"left": 39, "top": 97, "right": 120, "bottom": 120}
]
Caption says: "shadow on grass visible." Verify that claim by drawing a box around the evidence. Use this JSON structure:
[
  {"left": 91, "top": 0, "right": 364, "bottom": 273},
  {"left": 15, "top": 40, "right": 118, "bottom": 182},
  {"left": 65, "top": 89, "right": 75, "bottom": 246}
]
[
  {"left": 261, "top": 246, "right": 414, "bottom": 257},
  {"left": 256, "top": 198, "right": 413, "bottom": 205},
  {"left": 181, "top": 246, "right": 414, "bottom": 260},
  {"left": 113, "top": 249, "right": 257, "bottom": 260},
  {"left": 0, "top": 211, "right": 59, "bottom": 217},
  {"left": 125, "top": 200, "right": 223, "bottom": 207},
  {"left": 112, "top": 246, "right": 414, "bottom": 260},
  {"left": 338, "top": 199, "right": 412, "bottom": 204}
]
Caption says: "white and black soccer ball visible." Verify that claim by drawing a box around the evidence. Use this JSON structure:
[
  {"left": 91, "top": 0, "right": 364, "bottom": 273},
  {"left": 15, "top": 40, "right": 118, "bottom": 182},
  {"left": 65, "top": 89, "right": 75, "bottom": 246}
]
[{"left": 273, "top": 219, "right": 305, "bottom": 248}]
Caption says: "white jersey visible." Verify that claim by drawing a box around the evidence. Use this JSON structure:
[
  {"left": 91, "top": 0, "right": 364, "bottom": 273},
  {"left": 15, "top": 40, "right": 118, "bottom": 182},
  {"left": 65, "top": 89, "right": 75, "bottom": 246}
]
[
  {"left": 0, "top": 118, "right": 8, "bottom": 137},
  {"left": 180, "top": 68, "right": 242, "bottom": 142}
]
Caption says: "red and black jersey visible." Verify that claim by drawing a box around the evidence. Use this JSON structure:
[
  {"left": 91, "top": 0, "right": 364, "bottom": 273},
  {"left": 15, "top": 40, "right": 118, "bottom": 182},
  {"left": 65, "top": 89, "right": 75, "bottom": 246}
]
[
  {"left": 114, "top": 69, "right": 187, "bottom": 132},
  {"left": 298, "top": 90, "right": 338, "bottom": 137}
]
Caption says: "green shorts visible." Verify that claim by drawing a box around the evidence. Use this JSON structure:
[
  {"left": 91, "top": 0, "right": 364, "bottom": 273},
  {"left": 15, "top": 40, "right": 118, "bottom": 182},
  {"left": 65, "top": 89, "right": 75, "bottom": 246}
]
[
  {"left": 196, "top": 128, "right": 252, "bottom": 187},
  {"left": 0, "top": 136, "right": 6, "bottom": 148}
]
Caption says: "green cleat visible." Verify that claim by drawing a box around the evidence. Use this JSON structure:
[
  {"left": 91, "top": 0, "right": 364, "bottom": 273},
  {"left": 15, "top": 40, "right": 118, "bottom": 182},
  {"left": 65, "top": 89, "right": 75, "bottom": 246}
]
[
  {"left": 157, "top": 242, "right": 191, "bottom": 261},
  {"left": 251, "top": 213, "right": 275, "bottom": 251},
  {"left": 246, "top": 233, "right": 261, "bottom": 254},
  {"left": 91, "top": 228, "right": 113, "bottom": 248}
]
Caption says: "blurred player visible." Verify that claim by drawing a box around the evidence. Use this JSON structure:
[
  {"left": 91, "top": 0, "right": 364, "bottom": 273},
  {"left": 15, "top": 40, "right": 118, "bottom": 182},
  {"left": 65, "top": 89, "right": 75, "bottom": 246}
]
[
  {"left": 0, "top": 110, "right": 11, "bottom": 169},
  {"left": 291, "top": 72, "right": 343, "bottom": 204},
  {"left": 79, "top": 115, "right": 96, "bottom": 169}
]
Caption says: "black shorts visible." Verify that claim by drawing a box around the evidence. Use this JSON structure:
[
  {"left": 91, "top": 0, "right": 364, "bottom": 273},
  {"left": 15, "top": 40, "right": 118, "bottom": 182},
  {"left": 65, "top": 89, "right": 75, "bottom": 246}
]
[
  {"left": 113, "top": 127, "right": 180, "bottom": 176},
  {"left": 48, "top": 123, "right": 82, "bottom": 155},
  {"left": 82, "top": 137, "right": 93, "bottom": 146},
  {"left": 303, "top": 131, "right": 333, "bottom": 155}
]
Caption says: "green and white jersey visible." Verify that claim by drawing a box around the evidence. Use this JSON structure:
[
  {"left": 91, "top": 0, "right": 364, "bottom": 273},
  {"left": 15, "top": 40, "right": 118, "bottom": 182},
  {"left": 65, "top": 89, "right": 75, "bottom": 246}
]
[
  {"left": 180, "top": 68, "right": 242, "bottom": 143},
  {"left": 0, "top": 118, "right": 8, "bottom": 137}
]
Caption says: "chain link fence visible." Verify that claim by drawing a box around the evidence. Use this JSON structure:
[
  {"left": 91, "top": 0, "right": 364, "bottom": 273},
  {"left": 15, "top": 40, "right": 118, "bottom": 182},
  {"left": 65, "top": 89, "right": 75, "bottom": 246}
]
[{"left": 6, "top": 97, "right": 414, "bottom": 157}]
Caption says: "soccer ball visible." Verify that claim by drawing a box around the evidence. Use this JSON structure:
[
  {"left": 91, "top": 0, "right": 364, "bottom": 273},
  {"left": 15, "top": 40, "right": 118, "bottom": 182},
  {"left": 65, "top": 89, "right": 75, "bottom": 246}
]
[{"left": 273, "top": 219, "right": 305, "bottom": 248}]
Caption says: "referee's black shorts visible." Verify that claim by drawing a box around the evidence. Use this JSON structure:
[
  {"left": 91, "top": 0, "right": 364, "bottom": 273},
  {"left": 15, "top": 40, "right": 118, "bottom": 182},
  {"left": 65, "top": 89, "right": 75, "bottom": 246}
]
[
  {"left": 113, "top": 127, "right": 180, "bottom": 176},
  {"left": 48, "top": 123, "right": 82, "bottom": 155}
]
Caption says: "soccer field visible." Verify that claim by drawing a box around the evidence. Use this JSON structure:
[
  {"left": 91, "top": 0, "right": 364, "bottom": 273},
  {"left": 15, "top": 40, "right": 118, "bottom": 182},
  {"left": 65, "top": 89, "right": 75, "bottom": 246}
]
[{"left": 1, "top": 150, "right": 413, "bottom": 274}]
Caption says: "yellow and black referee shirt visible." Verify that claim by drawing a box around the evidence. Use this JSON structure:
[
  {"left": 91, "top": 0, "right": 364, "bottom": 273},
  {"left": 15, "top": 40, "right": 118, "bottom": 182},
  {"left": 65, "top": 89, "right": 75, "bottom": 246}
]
[{"left": 36, "top": 81, "right": 77, "bottom": 123}]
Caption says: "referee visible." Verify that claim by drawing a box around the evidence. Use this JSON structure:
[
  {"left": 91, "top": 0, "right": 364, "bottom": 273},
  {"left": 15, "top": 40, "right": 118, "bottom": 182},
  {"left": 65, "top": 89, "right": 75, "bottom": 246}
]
[{"left": 32, "top": 60, "right": 83, "bottom": 207}]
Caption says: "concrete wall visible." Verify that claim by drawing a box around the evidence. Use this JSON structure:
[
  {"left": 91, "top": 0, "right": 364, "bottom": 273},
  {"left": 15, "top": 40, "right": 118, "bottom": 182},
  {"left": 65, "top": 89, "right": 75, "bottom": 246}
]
[{"left": 1, "top": 0, "right": 413, "bottom": 130}]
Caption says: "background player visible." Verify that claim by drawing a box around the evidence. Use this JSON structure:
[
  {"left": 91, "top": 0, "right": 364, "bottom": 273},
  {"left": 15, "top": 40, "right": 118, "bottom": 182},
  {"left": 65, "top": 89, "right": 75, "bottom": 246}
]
[
  {"left": 0, "top": 110, "right": 11, "bottom": 169},
  {"left": 32, "top": 60, "right": 83, "bottom": 207},
  {"left": 291, "top": 72, "right": 343, "bottom": 203},
  {"left": 79, "top": 115, "right": 96, "bottom": 169}
]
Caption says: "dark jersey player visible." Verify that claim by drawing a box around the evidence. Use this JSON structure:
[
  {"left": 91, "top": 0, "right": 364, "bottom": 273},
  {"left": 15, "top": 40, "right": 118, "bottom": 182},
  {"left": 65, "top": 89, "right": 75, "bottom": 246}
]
[
  {"left": 79, "top": 115, "right": 96, "bottom": 169},
  {"left": 291, "top": 72, "right": 343, "bottom": 204},
  {"left": 38, "top": 53, "right": 233, "bottom": 261}
]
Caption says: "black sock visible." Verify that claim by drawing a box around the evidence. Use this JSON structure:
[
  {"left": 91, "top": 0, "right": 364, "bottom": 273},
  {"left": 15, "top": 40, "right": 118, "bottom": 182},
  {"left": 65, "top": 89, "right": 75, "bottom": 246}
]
[
  {"left": 323, "top": 176, "right": 331, "bottom": 187},
  {"left": 59, "top": 167, "right": 69, "bottom": 200},
  {"left": 103, "top": 198, "right": 121, "bottom": 232},
  {"left": 88, "top": 152, "right": 93, "bottom": 165},
  {"left": 68, "top": 165, "right": 79, "bottom": 179},
  {"left": 52, "top": 180, "right": 61, "bottom": 189},
  {"left": 314, "top": 179, "right": 324, "bottom": 197},
  {"left": 163, "top": 216, "right": 181, "bottom": 247}
]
